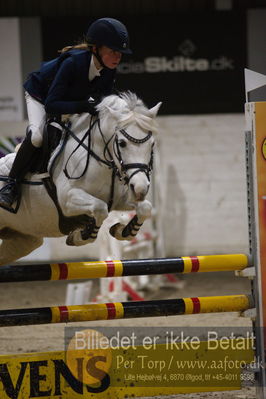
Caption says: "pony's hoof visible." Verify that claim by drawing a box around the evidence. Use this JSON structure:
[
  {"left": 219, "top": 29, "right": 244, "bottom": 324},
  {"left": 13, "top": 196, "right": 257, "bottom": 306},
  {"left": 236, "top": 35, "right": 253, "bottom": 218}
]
[
  {"left": 109, "top": 223, "right": 131, "bottom": 241},
  {"left": 109, "top": 223, "right": 120, "bottom": 238},
  {"left": 66, "top": 233, "right": 75, "bottom": 246},
  {"left": 66, "top": 231, "right": 85, "bottom": 246},
  {"left": 66, "top": 230, "right": 97, "bottom": 246}
]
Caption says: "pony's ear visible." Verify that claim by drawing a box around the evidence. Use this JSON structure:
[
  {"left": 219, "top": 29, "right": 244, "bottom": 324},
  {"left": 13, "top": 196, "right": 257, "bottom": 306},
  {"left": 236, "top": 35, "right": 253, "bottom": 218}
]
[{"left": 149, "top": 102, "right": 162, "bottom": 117}]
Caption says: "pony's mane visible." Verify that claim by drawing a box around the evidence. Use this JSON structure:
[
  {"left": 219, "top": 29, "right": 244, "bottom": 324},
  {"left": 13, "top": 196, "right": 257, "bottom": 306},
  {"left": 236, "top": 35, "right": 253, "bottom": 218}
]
[{"left": 97, "top": 91, "right": 158, "bottom": 133}]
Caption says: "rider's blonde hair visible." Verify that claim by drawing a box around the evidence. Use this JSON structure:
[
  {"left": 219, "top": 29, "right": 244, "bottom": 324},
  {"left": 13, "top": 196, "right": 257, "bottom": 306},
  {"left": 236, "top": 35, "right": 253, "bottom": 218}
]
[{"left": 59, "top": 40, "right": 94, "bottom": 53}]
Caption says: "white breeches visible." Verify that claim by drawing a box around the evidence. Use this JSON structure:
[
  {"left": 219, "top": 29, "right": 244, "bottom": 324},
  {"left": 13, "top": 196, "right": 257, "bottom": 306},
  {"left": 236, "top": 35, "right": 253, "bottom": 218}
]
[{"left": 25, "top": 91, "right": 46, "bottom": 148}]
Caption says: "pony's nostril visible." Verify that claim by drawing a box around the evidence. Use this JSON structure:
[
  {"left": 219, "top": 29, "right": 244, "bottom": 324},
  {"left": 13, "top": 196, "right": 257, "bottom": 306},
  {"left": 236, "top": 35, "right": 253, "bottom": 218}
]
[{"left": 130, "top": 183, "right": 135, "bottom": 193}]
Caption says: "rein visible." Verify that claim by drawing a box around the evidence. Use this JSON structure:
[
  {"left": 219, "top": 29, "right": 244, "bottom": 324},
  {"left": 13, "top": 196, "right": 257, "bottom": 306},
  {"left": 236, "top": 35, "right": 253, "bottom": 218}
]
[
  {"left": 62, "top": 117, "right": 112, "bottom": 179},
  {"left": 59, "top": 117, "right": 153, "bottom": 210}
]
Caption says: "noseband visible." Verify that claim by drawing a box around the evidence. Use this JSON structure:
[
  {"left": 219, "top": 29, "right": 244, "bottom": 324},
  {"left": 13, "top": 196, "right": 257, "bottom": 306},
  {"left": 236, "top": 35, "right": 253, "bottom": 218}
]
[{"left": 113, "top": 128, "right": 153, "bottom": 184}]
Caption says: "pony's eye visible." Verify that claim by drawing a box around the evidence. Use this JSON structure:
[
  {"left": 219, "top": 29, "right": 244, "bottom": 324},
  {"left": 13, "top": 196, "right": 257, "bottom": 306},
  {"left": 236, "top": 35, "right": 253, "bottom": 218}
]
[{"left": 119, "top": 140, "right": 127, "bottom": 148}]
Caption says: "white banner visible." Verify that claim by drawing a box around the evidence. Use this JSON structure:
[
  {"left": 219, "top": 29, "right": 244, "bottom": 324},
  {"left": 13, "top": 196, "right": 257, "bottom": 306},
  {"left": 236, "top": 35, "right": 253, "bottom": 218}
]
[{"left": 0, "top": 18, "right": 24, "bottom": 121}]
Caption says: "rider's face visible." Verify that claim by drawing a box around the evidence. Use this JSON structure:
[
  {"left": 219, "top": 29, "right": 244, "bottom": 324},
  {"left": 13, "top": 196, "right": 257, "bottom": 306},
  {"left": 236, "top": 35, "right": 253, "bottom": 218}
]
[{"left": 95, "top": 46, "right": 122, "bottom": 69}]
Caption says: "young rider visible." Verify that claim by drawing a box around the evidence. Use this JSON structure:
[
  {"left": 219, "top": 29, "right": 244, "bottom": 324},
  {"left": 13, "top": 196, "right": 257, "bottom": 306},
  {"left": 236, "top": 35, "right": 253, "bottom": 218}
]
[{"left": 0, "top": 17, "right": 131, "bottom": 210}]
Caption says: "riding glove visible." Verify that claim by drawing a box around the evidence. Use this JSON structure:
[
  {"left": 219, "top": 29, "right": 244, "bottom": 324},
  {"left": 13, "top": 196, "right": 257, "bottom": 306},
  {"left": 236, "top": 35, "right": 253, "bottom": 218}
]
[{"left": 87, "top": 97, "right": 98, "bottom": 116}]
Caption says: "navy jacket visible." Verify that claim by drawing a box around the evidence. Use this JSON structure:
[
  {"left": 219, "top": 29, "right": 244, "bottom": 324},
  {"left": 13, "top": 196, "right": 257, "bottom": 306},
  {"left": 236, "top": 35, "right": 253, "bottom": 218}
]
[{"left": 24, "top": 49, "right": 116, "bottom": 115}]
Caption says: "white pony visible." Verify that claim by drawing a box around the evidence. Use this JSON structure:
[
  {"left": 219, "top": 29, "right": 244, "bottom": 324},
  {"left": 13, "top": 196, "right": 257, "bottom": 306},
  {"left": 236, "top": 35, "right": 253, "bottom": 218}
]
[{"left": 0, "top": 92, "right": 161, "bottom": 266}]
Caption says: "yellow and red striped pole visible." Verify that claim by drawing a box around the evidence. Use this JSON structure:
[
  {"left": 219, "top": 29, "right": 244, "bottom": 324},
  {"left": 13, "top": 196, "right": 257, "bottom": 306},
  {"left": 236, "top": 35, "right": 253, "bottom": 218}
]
[
  {"left": 0, "top": 254, "right": 250, "bottom": 283},
  {"left": 0, "top": 294, "right": 252, "bottom": 327}
]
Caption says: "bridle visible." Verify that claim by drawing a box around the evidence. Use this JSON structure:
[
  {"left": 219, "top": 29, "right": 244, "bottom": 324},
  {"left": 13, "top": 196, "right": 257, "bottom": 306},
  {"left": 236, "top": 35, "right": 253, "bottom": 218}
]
[
  {"left": 112, "top": 128, "right": 153, "bottom": 185},
  {"left": 60, "top": 118, "right": 154, "bottom": 210}
]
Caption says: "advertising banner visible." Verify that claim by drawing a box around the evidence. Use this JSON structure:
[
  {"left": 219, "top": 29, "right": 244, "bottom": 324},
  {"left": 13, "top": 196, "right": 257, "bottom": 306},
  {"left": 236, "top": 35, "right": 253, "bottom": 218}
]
[{"left": 0, "top": 327, "right": 255, "bottom": 398}]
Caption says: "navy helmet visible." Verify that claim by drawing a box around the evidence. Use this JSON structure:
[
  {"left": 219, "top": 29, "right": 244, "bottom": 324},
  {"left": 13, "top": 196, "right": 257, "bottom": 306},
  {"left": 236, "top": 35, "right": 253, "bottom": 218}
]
[{"left": 86, "top": 17, "right": 132, "bottom": 54}]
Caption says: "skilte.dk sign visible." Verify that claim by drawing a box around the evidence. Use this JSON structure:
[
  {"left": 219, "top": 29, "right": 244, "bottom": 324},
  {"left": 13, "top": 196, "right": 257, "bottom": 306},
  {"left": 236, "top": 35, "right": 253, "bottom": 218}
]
[
  {"left": 115, "top": 13, "right": 246, "bottom": 114},
  {"left": 118, "top": 40, "right": 235, "bottom": 74}
]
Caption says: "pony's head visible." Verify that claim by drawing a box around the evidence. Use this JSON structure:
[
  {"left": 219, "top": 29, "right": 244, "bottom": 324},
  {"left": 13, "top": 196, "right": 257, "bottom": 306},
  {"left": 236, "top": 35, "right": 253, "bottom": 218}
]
[{"left": 97, "top": 92, "right": 161, "bottom": 202}]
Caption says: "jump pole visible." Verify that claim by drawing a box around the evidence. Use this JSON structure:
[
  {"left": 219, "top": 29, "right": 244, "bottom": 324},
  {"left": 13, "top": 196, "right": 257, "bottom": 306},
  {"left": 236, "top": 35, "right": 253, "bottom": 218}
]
[
  {"left": 0, "top": 294, "right": 252, "bottom": 327},
  {"left": 0, "top": 253, "right": 249, "bottom": 283}
]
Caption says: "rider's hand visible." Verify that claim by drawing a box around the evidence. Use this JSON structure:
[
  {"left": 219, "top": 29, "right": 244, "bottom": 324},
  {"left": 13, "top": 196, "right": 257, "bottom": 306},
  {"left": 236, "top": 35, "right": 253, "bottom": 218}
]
[{"left": 87, "top": 97, "right": 98, "bottom": 116}]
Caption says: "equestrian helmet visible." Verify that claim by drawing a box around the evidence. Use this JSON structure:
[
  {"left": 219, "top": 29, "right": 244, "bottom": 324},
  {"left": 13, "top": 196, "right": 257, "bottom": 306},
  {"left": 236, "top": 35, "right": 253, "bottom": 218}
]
[{"left": 86, "top": 17, "right": 132, "bottom": 54}]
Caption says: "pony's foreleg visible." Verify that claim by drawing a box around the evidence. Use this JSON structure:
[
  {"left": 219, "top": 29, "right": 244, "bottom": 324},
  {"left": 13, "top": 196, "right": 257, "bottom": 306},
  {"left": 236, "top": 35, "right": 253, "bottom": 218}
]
[
  {"left": 110, "top": 200, "right": 152, "bottom": 241},
  {"left": 0, "top": 230, "right": 43, "bottom": 266},
  {"left": 66, "top": 221, "right": 100, "bottom": 247},
  {"left": 63, "top": 188, "right": 108, "bottom": 246}
]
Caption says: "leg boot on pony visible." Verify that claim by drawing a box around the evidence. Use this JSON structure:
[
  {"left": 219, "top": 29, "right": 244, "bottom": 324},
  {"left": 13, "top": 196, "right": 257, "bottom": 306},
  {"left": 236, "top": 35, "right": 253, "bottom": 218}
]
[{"left": 0, "top": 131, "right": 39, "bottom": 210}]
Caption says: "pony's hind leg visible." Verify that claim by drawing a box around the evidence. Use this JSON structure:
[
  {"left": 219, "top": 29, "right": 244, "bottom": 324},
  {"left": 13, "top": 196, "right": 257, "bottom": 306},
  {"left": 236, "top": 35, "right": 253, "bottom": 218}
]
[{"left": 0, "top": 229, "right": 43, "bottom": 266}]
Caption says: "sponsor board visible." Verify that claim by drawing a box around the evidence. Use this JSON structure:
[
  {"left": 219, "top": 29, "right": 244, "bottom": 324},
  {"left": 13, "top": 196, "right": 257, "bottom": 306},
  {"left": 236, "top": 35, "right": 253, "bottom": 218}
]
[{"left": 0, "top": 328, "right": 255, "bottom": 398}]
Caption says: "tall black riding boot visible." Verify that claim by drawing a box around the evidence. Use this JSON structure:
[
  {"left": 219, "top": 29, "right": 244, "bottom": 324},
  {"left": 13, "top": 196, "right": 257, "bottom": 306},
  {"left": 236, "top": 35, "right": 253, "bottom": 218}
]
[{"left": 0, "top": 132, "right": 38, "bottom": 209}]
